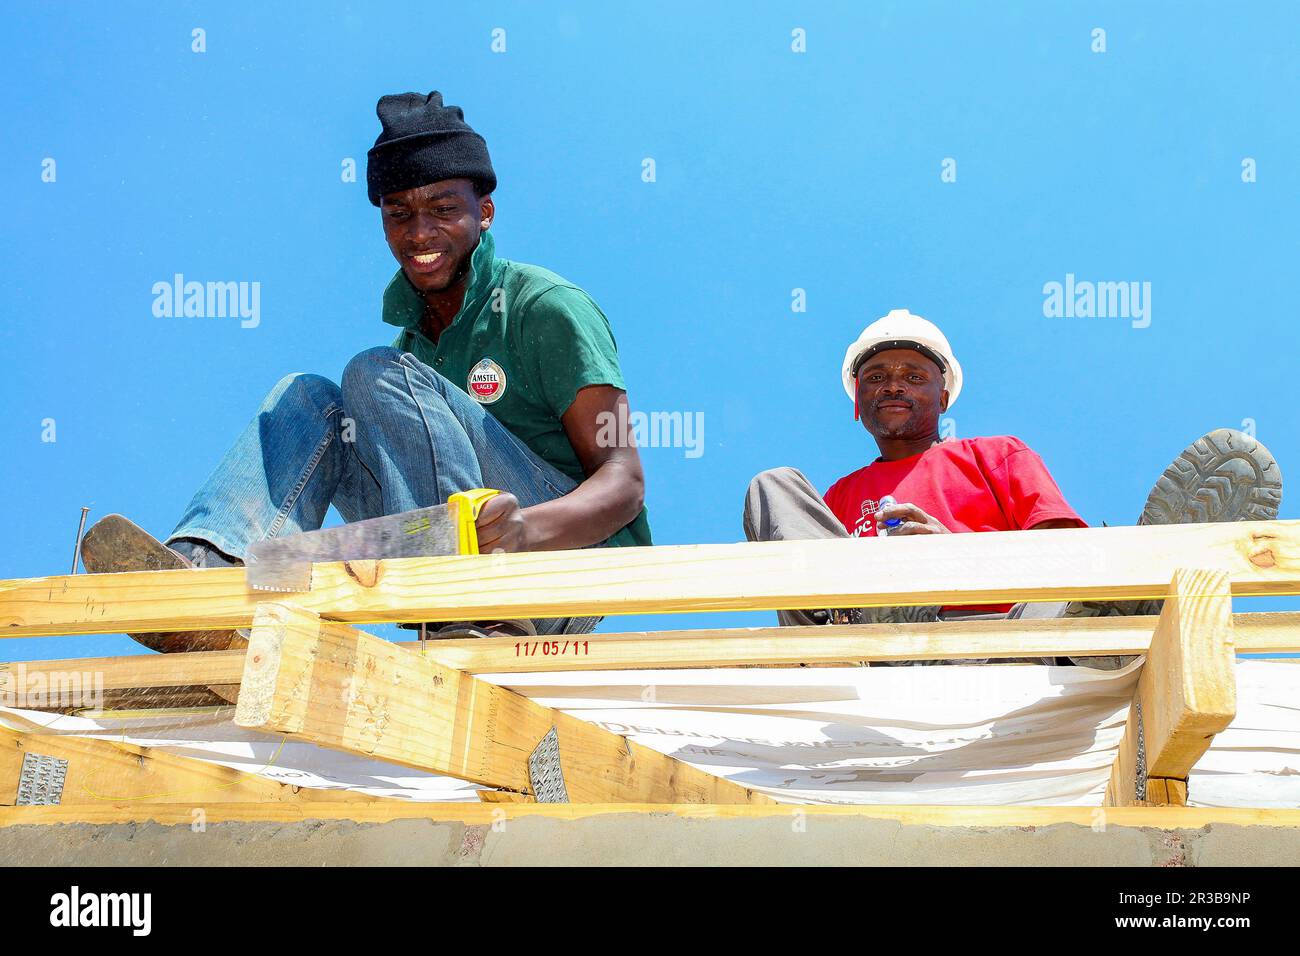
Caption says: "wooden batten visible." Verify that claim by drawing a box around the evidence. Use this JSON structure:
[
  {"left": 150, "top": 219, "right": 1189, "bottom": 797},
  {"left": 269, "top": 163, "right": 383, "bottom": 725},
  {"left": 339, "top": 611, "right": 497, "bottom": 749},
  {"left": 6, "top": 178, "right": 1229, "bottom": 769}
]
[
  {"left": 1, "top": 519, "right": 1296, "bottom": 637},
  {"left": 1104, "top": 568, "right": 1238, "bottom": 807},
  {"left": 4, "top": 612, "right": 1295, "bottom": 710}
]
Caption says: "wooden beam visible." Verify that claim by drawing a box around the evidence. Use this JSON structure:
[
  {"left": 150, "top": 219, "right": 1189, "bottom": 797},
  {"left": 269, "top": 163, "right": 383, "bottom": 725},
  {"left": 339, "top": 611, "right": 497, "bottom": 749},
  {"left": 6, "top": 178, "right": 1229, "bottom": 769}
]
[
  {"left": 233, "top": 603, "right": 773, "bottom": 804},
  {"left": 415, "top": 611, "right": 1300, "bottom": 673},
  {"left": 67, "top": 688, "right": 234, "bottom": 712},
  {"left": 0, "top": 726, "right": 385, "bottom": 806},
  {"left": 6, "top": 801, "right": 1300, "bottom": 829},
  {"left": 476, "top": 790, "right": 534, "bottom": 804},
  {"left": 2, "top": 520, "right": 1296, "bottom": 637},
  {"left": 1104, "top": 568, "right": 1238, "bottom": 807},
  {"left": 1, "top": 652, "right": 244, "bottom": 695},
  {"left": 5, "top": 613, "right": 1295, "bottom": 707}
]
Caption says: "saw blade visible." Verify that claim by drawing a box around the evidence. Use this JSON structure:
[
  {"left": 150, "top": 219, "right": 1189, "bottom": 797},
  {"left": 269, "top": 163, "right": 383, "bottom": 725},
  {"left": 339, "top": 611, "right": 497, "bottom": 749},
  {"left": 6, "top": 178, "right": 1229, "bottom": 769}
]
[{"left": 245, "top": 502, "right": 461, "bottom": 592}]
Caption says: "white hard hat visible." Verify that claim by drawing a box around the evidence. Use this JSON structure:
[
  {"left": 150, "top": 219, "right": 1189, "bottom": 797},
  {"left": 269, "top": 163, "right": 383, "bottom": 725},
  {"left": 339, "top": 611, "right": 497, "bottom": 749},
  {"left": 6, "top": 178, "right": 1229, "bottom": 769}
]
[{"left": 841, "top": 309, "right": 963, "bottom": 409}]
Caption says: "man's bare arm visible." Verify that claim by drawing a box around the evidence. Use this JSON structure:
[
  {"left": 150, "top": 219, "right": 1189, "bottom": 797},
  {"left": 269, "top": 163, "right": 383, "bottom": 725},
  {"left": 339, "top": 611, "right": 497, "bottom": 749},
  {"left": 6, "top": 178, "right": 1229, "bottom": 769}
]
[{"left": 476, "top": 385, "right": 645, "bottom": 552}]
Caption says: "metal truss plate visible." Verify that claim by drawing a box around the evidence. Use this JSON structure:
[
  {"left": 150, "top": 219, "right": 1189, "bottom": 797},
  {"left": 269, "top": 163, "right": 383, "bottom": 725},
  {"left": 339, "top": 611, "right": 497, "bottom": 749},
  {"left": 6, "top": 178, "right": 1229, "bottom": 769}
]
[
  {"left": 17, "top": 752, "right": 68, "bottom": 806},
  {"left": 1135, "top": 698, "right": 1147, "bottom": 803},
  {"left": 528, "top": 726, "right": 569, "bottom": 804}
]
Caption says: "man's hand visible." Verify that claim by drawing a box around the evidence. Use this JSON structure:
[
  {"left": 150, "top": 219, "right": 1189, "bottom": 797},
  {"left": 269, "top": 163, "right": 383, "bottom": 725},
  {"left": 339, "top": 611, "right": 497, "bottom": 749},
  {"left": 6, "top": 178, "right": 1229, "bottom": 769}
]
[
  {"left": 475, "top": 492, "right": 531, "bottom": 553},
  {"left": 491, "top": 386, "right": 645, "bottom": 552},
  {"left": 875, "top": 501, "right": 950, "bottom": 536}
]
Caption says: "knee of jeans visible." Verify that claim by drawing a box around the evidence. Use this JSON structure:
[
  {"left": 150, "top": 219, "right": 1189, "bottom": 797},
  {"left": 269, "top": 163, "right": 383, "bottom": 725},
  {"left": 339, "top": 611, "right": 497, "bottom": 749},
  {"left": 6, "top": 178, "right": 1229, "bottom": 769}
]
[
  {"left": 265, "top": 372, "right": 341, "bottom": 414},
  {"left": 340, "top": 346, "right": 406, "bottom": 400}
]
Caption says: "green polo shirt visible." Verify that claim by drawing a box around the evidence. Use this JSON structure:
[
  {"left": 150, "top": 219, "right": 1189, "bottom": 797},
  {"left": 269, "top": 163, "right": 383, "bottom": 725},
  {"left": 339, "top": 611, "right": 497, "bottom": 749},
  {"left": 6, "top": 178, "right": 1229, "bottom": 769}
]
[{"left": 382, "top": 230, "right": 651, "bottom": 548}]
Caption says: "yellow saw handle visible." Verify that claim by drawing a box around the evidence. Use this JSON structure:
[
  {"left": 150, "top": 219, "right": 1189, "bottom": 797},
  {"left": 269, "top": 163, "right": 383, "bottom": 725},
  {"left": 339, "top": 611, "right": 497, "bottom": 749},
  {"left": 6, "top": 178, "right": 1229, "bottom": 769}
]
[{"left": 449, "top": 488, "right": 500, "bottom": 555}]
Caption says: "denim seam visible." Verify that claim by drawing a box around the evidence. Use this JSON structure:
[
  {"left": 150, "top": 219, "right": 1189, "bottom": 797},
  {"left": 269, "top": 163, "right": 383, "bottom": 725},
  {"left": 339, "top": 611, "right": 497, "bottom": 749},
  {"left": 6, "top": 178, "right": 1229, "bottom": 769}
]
[
  {"left": 163, "top": 528, "right": 248, "bottom": 563},
  {"left": 266, "top": 402, "right": 342, "bottom": 539},
  {"left": 397, "top": 351, "right": 570, "bottom": 497},
  {"left": 399, "top": 354, "right": 570, "bottom": 496},
  {"left": 399, "top": 360, "right": 452, "bottom": 489}
]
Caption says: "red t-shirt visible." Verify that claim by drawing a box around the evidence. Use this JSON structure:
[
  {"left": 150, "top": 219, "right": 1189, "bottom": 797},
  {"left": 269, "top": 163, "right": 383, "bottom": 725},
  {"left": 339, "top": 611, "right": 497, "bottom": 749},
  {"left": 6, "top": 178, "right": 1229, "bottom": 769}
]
[{"left": 823, "top": 436, "right": 1087, "bottom": 612}]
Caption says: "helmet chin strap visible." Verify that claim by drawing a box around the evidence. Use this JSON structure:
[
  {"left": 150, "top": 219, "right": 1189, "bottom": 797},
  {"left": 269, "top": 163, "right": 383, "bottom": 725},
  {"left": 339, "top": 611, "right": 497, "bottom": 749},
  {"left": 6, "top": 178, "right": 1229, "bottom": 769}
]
[{"left": 853, "top": 374, "right": 860, "bottom": 421}]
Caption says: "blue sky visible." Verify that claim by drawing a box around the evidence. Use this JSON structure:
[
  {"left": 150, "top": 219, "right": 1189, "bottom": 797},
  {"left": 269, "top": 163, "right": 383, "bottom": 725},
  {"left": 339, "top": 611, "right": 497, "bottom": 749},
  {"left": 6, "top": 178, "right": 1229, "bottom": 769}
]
[{"left": 2, "top": 2, "right": 1296, "bottom": 662}]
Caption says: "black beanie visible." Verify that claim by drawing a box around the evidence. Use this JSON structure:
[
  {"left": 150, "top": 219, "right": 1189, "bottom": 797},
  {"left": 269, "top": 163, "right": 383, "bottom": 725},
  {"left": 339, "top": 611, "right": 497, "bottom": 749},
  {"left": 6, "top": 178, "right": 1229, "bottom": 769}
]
[{"left": 366, "top": 91, "right": 497, "bottom": 206}]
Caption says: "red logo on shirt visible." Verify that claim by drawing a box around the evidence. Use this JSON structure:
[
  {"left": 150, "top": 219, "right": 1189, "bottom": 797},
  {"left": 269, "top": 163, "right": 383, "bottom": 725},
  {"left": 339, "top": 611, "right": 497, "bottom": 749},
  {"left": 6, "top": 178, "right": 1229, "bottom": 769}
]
[{"left": 468, "top": 358, "right": 506, "bottom": 404}]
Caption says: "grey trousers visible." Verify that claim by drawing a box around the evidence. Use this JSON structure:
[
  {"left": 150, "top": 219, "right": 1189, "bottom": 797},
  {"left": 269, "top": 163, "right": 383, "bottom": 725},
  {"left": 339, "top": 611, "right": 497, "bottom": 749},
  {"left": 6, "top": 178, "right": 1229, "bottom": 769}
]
[{"left": 741, "top": 466, "right": 1076, "bottom": 665}]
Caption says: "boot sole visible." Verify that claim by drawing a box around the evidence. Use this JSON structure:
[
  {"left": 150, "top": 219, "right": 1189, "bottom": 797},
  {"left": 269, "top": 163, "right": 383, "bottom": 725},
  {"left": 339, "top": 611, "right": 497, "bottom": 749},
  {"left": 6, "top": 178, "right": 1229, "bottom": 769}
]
[
  {"left": 1065, "top": 428, "right": 1283, "bottom": 628},
  {"left": 80, "top": 514, "right": 248, "bottom": 657},
  {"left": 1140, "top": 428, "right": 1282, "bottom": 526}
]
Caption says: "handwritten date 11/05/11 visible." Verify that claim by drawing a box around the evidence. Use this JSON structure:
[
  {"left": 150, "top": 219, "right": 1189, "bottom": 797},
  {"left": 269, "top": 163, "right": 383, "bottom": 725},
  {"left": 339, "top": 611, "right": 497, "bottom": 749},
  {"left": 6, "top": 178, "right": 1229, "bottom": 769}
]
[{"left": 515, "top": 640, "right": 591, "bottom": 657}]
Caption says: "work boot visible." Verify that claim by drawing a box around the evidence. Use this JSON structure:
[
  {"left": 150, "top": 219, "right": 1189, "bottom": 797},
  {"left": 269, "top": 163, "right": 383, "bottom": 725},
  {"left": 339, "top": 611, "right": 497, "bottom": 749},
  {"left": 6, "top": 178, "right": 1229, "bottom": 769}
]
[
  {"left": 79, "top": 514, "right": 248, "bottom": 654},
  {"left": 1064, "top": 428, "right": 1283, "bottom": 668},
  {"left": 812, "top": 604, "right": 951, "bottom": 666},
  {"left": 814, "top": 605, "right": 941, "bottom": 627},
  {"left": 402, "top": 619, "right": 538, "bottom": 640}
]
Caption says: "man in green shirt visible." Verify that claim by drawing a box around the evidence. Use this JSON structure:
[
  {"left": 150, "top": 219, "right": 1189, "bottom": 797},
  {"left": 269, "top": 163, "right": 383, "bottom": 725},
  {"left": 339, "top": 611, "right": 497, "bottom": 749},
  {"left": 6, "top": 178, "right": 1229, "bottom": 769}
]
[{"left": 80, "top": 91, "right": 649, "bottom": 650}]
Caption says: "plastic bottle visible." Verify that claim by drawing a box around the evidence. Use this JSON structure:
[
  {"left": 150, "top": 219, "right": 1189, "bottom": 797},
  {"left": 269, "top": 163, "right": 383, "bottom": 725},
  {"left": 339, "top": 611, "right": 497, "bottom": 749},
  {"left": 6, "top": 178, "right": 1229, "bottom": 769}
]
[{"left": 877, "top": 495, "right": 903, "bottom": 537}]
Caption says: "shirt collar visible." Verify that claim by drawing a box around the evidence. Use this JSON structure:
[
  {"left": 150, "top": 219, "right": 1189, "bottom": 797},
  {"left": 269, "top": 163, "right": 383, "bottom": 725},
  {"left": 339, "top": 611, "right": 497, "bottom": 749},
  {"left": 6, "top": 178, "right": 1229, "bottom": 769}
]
[{"left": 381, "top": 229, "right": 499, "bottom": 332}]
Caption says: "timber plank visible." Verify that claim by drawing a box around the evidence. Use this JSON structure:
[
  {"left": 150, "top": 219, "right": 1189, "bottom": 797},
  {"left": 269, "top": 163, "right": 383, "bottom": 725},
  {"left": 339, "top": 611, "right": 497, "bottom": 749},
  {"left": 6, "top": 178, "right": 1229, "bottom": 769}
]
[
  {"left": 4, "top": 613, "right": 1294, "bottom": 702},
  {"left": 233, "top": 603, "right": 773, "bottom": 804},
  {"left": 5, "top": 802, "right": 1300, "bottom": 829},
  {"left": 1104, "top": 568, "right": 1237, "bottom": 807},
  {"left": 417, "top": 611, "right": 1299, "bottom": 673},
  {"left": 0, "top": 726, "right": 383, "bottom": 806},
  {"left": 1, "top": 520, "right": 1296, "bottom": 637}
]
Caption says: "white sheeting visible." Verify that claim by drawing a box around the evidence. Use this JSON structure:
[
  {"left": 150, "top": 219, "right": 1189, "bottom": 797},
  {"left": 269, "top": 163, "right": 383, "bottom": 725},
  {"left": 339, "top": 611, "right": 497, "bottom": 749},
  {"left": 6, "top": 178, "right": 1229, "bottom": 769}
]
[
  {"left": 2, "top": 660, "right": 1297, "bottom": 807},
  {"left": 1189, "top": 661, "right": 1300, "bottom": 808}
]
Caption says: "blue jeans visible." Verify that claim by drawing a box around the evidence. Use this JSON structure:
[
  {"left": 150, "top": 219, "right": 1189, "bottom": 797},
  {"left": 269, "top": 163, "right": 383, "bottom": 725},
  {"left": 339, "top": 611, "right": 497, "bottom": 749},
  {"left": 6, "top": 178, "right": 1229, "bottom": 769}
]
[{"left": 168, "top": 346, "right": 599, "bottom": 636}]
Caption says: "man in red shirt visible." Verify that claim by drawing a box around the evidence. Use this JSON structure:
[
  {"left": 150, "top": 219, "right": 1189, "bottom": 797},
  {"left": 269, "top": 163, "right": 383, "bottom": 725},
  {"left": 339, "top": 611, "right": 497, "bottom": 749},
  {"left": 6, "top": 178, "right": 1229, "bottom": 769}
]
[{"left": 743, "top": 309, "right": 1283, "bottom": 663}]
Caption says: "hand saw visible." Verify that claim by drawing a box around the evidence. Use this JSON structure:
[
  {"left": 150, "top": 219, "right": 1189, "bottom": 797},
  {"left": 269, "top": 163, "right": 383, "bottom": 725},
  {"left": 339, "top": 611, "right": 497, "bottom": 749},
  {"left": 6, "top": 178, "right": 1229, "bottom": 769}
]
[{"left": 245, "top": 488, "right": 500, "bottom": 592}]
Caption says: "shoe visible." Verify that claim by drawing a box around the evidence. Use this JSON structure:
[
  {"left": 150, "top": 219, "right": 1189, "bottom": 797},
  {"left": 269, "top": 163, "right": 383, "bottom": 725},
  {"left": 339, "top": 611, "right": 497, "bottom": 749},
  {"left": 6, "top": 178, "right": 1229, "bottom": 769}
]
[
  {"left": 819, "top": 604, "right": 954, "bottom": 666},
  {"left": 1065, "top": 428, "right": 1283, "bottom": 668},
  {"left": 820, "top": 606, "right": 942, "bottom": 626},
  {"left": 867, "top": 604, "right": 942, "bottom": 625},
  {"left": 79, "top": 515, "right": 248, "bottom": 654},
  {"left": 402, "top": 619, "right": 538, "bottom": 640}
]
